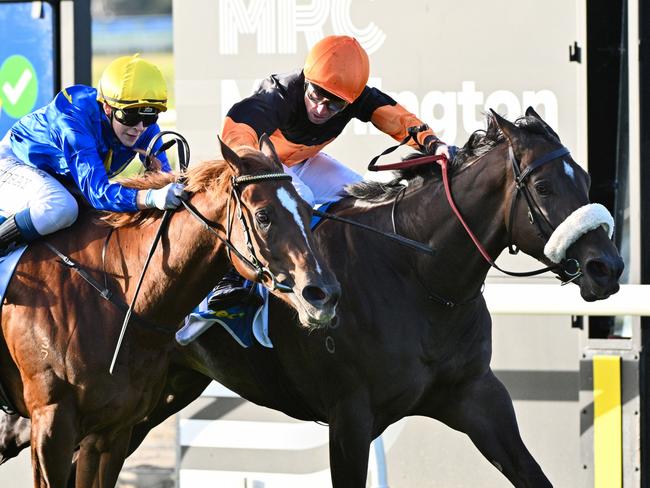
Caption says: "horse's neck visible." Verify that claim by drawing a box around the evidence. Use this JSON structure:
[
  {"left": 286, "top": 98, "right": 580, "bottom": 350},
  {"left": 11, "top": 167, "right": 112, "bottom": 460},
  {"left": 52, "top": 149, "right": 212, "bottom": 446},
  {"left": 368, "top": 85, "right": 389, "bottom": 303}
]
[
  {"left": 348, "top": 153, "right": 509, "bottom": 300},
  {"left": 116, "top": 192, "right": 230, "bottom": 326},
  {"left": 410, "top": 153, "right": 510, "bottom": 295}
]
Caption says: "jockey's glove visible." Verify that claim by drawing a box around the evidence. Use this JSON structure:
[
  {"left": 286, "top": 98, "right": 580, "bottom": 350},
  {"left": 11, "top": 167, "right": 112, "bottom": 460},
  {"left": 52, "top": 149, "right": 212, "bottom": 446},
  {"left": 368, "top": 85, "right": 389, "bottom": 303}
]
[
  {"left": 145, "top": 182, "right": 189, "bottom": 210},
  {"left": 424, "top": 135, "right": 458, "bottom": 161}
]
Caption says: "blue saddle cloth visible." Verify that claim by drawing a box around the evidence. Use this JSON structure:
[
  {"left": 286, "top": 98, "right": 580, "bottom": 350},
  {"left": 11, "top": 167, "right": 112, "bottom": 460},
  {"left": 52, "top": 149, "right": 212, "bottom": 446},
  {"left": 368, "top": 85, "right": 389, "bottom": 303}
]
[
  {"left": 177, "top": 200, "right": 340, "bottom": 348},
  {"left": 177, "top": 295, "right": 257, "bottom": 348},
  {"left": 310, "top": 201, "right": 337, "bottom": 230}
]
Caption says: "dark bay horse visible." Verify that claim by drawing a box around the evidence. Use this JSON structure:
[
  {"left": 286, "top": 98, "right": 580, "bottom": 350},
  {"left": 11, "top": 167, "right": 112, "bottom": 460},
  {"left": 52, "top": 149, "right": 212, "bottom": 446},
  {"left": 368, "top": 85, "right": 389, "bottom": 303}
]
[
  {"left": 0, "top": 109, "right": 623, "bottom": 487},
  {"left": 0, "top": 136, "right": 339, "bottom": 488}
]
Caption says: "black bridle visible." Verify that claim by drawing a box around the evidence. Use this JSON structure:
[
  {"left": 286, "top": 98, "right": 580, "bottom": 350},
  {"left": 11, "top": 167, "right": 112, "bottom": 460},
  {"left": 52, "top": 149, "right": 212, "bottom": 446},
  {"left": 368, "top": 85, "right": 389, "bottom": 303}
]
[
  {"left": 503, "top": 144, "right": 582, "bottom": 281},
  {"left": 182, "top": 172, "right": 293, "bottom": 292},
  {"left": 367, "top": 125, "right": 583, "bottom": 279},
  {"left": 356, "top": 128, "right": 588, "bottom": 307}
]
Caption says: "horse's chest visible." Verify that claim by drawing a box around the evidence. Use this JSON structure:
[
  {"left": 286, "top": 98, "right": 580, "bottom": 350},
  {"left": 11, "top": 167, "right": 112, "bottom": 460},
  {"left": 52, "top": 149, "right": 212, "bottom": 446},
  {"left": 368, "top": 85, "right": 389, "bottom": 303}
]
[{"left": 419, "top": 315, "right": 491, "bottom": 381}]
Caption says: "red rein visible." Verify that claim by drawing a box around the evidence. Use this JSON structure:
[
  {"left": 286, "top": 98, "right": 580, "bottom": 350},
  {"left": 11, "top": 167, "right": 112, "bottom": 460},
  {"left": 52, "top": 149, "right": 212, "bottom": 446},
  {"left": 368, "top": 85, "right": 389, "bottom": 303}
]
[{"left": 372, "top": 154, "right": 498, "bottom": 267}]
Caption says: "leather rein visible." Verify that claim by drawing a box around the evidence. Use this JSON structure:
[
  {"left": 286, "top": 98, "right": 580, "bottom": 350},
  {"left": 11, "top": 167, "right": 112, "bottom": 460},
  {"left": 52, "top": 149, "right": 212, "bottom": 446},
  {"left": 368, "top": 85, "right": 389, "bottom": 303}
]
[{"left": 364, "top": 128, "right": 582, "bottom": 282}]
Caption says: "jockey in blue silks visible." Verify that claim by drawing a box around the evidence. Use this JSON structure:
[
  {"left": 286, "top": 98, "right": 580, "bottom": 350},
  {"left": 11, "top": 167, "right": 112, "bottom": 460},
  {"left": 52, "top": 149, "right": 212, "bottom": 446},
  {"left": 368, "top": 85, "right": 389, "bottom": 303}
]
[{"left": 0, "top": 54, "right": 187, "bottom": 252}]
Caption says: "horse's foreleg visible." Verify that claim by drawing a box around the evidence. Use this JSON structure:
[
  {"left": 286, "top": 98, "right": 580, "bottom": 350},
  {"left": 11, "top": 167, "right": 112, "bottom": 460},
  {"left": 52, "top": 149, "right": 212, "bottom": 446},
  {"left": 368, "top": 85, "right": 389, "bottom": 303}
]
[
  {"left": 328, "top": 391, "right": 373, "bottom": 488},
  {"left": 126, "top": 365, "right": 211, "bottom": 457},
  {"left": 30, "top": 402, "right": 77, "bottom": 488},
  {"left": 74, "top": 436, "right": 100, "bottom": 488},
  {"left": 418, "top": 369, "right": 551, "bottom": 488},
  {"left": 68, "top": 366, "right": 211, "bottom": 488},
  {"left": 75, "top": 429, "right": 132, "bottom": 488},
  {"left": 97, "top": 428, "right": 132, "bottom": 488},
  {"left": 0, "top": 412, "right": 31, "bottom": 465}
]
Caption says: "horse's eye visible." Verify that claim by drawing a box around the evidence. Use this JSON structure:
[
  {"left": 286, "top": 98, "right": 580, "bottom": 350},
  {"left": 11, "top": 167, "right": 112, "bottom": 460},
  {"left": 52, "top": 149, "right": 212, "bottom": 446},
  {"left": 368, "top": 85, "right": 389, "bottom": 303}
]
[
  {"left": 255, "top": 209, "right": 271, "bottom": 226},
  {"left": 534, "top": 181, "right": 551, "bottom": 196}
]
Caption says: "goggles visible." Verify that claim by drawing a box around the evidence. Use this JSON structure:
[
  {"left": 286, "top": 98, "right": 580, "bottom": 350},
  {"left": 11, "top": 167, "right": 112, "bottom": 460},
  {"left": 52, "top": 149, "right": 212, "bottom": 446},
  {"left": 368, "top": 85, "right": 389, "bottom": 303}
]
[
  {"left": 113, "top": 107, "right": 159, "bottom": 127},
  {"left": 304, "top": 82, "right": 348, "bottom": 114}
]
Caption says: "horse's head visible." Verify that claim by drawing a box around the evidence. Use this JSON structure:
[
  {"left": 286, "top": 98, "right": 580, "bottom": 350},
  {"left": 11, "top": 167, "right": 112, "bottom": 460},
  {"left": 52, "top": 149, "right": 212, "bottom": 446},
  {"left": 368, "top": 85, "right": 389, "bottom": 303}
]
[
  {"left": 492, "top": 107, "right": 624, "bottom": 301},
  {"left": 213, "top": 135, "right": 340, "bottom": 328}
]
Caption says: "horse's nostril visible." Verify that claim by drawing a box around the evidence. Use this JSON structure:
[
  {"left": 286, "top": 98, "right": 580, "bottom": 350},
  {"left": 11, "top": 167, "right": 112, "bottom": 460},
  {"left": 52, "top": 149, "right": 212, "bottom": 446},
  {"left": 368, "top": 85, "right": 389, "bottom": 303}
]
[
  {"left": 302, "top": 285, "right": 327, "bottom": 303},
  {"left": 585, "top": 258, "right": 616, "bottom": 280}
]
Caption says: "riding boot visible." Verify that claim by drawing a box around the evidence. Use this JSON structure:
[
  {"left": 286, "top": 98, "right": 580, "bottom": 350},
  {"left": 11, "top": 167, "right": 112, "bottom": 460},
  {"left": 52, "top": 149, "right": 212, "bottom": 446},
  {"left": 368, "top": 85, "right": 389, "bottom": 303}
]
[
  {"left": 0, "top": 214, "right": 24, "bottom": 254},
  {"left": 0, "top": 209, "right": 39, "bottom": 255},
  {"left": 207, "top": 267, "right": 263, "bottom": 311}
]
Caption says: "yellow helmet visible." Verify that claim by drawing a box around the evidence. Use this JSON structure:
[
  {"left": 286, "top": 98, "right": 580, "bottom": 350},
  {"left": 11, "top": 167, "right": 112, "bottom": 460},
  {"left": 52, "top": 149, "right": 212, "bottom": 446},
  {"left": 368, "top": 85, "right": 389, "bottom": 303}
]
[{"left": 97, "top": 54, "right": 167, "bottom": 112}]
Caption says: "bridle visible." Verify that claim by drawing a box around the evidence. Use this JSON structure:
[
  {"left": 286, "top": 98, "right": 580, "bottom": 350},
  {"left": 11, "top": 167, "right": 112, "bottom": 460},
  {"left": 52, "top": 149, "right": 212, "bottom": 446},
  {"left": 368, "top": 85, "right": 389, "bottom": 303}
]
[
  {"left": 181, "top": 172, "right": 293, "bottom": 293},
  {"left": 41, "top": 131, "right": 298, "bottom": 373},
  {"left": 502, "top": 144, "right": 582, "bottom": 281},
  {"left": 142, "top": 131, "right": 295, "bottom": 291},
  {"left": 367, "top": 128, "right": 583, "bottom": 282}
]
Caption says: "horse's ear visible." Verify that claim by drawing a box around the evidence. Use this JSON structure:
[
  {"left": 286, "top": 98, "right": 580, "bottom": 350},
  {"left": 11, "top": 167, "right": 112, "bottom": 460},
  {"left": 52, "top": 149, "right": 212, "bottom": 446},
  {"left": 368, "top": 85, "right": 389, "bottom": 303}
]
[
  {"left": 525, "top": 106, "right": 542, "bottom": 120},
  {"left": 525, "top": 106, "right": 561, "bottom": 141},
  {"left": 489, "top": 109, "right": 523, "bottom": 146},
  {"left": 218, "top": 136, "right": 241, "bottom": 175},
  {"left": 259, "top": 133, "right": 283, "bottom": 171}
]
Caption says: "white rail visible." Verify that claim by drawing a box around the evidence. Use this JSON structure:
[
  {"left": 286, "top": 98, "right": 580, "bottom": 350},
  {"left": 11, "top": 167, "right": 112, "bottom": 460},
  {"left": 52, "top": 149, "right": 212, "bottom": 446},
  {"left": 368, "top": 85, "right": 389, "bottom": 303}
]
[{"left": 485, "top": 284, "right": 649, "bottom": 316}]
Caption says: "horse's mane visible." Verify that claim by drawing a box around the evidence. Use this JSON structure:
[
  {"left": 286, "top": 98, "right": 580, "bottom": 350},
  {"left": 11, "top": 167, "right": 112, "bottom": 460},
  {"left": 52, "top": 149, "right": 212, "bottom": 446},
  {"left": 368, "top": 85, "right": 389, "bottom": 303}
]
[
  {"left": 102, "top": 158, "right": 235, "bottom": 228},
  {"left": 347, "top": 113, "right": 556, "bottom": 203}
]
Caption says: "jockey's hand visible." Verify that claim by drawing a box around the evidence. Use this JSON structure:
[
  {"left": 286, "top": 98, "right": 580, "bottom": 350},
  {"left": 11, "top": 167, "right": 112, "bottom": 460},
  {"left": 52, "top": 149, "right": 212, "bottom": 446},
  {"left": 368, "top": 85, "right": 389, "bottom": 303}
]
[
  {"left": 424, "top": 136, "right": 457, "bottom": 161},
  {"left": 135, "top": 148, "right": 162, "bottom": 171},
  {"left": 435, "top": 144, "right": 458, "bottom": 161},
  {"left": 145, "top": 182, "right": 188, "bottom": 210}
]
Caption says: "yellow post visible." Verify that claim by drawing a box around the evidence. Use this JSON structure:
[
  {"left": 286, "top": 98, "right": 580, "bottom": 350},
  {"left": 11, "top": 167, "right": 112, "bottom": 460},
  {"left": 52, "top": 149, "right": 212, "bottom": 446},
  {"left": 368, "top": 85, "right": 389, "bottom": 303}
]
[{"left": 593, "top": 355, "right": 622, "bottom": 488}]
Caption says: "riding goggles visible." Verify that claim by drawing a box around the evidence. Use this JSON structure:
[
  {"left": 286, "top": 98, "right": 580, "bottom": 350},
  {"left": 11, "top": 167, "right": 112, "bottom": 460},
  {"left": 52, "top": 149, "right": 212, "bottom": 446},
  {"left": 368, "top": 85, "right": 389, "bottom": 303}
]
[
  {"left": 113, "top": 106, "right": 160, "bottom": 127},
  {"left": 304, "top": 82, "right": 349, "bottom": 113}
]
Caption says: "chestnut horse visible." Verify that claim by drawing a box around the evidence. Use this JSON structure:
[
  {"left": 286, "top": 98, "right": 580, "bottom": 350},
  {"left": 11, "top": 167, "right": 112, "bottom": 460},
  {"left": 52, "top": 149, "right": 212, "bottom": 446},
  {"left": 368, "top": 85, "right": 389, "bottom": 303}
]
[
  {"left": 0, "top": 136, "right": 339, "bottom": 488},
  {"left": 0, "top": 109, "right": 623, "bottom": 487}
]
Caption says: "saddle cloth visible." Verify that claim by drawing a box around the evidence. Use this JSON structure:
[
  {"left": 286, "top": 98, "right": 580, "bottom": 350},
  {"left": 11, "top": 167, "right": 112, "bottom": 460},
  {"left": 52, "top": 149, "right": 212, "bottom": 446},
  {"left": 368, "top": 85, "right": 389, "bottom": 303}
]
[{"left": 176, "top": 285, "right": 272, "bottom": 348}]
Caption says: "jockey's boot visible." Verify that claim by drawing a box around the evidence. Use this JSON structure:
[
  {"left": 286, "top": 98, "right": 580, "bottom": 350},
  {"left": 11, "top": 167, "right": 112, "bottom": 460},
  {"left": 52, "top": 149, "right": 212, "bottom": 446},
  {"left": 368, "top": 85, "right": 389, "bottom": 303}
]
[
  {"left": 0, "top": 214, "right": 25, "bottom": 254},
  {"left": 207, "top": 267, "right": 263, "bottom": 311}
]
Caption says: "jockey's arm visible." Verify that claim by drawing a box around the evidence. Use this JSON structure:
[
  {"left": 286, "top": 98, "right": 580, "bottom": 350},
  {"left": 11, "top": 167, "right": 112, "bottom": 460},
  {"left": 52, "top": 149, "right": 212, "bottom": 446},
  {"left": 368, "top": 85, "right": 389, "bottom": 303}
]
[
  {"left": 359, "top": 87, "right": 448, "bottom": 156},
  {"left": 370, "top": 103, "right": 443, "bottom": 152},
  {"left": 221, "top": 93, "right": 282, "bottom": 155},
  {"left": 60, "top": 128, "right": 139, "bottom": 212}
]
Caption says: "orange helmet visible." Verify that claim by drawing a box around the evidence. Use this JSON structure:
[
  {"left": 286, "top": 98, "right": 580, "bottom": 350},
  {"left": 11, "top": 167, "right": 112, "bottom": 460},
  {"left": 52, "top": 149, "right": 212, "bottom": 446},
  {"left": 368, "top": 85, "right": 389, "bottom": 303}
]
[{"left": 303, "top": 35, "right": 369, "bottom": 103}]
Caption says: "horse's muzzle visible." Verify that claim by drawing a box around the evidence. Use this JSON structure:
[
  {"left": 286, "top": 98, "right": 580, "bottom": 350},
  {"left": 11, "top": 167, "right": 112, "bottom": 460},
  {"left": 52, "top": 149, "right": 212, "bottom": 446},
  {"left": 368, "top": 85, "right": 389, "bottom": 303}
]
[
  {"left": 291, "top": 280, "right": 340, "bottom": 329},
  {"left": 579, "top": 255, "right": 624, "bottom": 301}
]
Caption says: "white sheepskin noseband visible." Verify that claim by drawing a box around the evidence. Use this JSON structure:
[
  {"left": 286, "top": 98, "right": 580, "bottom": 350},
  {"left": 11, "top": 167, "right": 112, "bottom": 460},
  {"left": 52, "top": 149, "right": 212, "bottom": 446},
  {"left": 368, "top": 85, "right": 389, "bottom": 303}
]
[{"left": 543, "top": 203, "right": 614, "bottom": 263}]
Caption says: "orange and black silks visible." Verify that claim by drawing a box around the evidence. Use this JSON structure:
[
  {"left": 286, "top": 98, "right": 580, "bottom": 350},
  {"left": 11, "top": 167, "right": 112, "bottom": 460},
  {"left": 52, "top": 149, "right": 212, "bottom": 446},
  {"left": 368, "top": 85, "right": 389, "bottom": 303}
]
[{"left": 221, "top": 70, "right": 436, "bottom": 167}]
